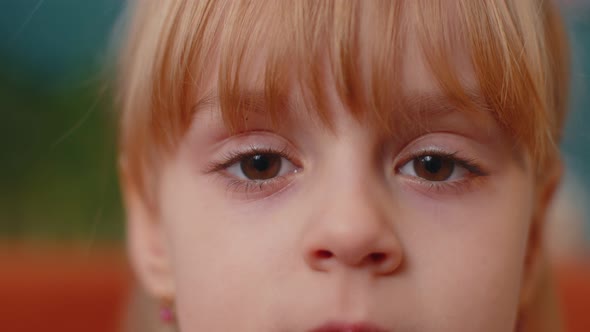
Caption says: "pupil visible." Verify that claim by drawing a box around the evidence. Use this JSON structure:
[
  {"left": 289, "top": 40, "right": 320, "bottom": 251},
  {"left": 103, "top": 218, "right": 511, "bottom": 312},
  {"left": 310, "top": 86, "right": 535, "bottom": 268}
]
[
  {"left": 240, "top": 153, "right": 281, "bottom": 180},
  {"left": 251, "top": 154, "right": 270, "bottom": 172},
  {"left": 421, "top": 155, "right": 442, "bottom": 174},
  {"left": 413, "top": 155, "right": 455, "bottom": 181}
]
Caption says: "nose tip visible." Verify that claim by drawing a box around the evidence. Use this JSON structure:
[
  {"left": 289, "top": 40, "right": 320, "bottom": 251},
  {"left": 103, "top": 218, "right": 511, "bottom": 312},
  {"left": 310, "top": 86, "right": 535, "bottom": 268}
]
[
  {"left": 305, "top": 239, "right": 403, "bottom": 276},
  {"left": 302, "top": 163, "right": 404, "bottom": 276}
]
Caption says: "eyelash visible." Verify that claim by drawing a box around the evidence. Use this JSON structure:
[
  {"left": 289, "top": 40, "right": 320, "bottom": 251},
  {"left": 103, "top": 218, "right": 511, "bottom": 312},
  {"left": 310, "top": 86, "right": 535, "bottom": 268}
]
[
  {"left": 405, "top": 150, "right": 486, "bottom": 175},
  {"left": 205, "top": 145, "right": 298, "bottom": 196},
  {"left": 397, "top": 150, "right": 489, "bottom": 194},
  {"left": 207, "top": 147, "right": 488, "bottom": 197},
  {"left": 206, "top": 145, "right": 294, "bottom": 172}
]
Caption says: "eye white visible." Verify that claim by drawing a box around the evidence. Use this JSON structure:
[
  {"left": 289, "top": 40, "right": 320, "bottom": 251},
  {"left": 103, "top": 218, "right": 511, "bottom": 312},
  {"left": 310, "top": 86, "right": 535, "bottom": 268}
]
[
  {"left": 398, "top": 157, "right": 468, "bottom": 181},
  {"left": 226, "top": 156, "right": 298, "bottom": 180}
]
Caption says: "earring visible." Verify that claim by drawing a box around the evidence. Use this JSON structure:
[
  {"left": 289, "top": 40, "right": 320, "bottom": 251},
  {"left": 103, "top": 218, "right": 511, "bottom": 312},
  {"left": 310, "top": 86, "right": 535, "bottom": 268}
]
[{"left": 159, "top": 298, "right": 176, "bottom": 324}]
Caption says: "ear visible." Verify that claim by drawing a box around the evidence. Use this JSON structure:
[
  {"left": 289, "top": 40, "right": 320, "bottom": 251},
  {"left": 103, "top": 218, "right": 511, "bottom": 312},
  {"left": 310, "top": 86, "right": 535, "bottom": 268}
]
[
  {"left": 123, "top": 183, "right": 176, "bottom": 300},
  {"left": 518, "top": 160, "right": 563, "bottom": 329}
]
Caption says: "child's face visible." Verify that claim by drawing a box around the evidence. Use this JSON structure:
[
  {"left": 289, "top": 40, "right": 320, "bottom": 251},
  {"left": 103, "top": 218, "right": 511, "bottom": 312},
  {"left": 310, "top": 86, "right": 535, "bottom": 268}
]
[{"left": 127, "top": 28, "right": 555, "bottom": 332}]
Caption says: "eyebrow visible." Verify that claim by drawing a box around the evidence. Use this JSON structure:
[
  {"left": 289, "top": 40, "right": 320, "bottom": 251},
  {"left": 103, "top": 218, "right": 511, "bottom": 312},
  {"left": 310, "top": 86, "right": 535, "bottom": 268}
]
[
  {"left": 403, "top": 87, "right": 488, "bottom": 115},
  {"left": 192, "top": 90, "right": 298, "bottom": 115},
  {"left": 191, "top": 87, "right": 490, "bottom": 128}
]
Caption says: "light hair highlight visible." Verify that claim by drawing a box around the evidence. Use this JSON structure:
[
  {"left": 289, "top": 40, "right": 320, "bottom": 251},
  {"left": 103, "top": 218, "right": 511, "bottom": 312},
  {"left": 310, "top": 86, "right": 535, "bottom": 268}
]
[{"left": 117, "top": 0, "right": 569, "bottom": 206}]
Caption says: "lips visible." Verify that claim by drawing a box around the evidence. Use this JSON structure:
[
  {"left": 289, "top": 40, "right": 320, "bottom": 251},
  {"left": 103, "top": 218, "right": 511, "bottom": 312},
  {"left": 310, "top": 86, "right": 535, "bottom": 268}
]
[{"left": 309, "top": 321, "right": 389, "bottom": 332}]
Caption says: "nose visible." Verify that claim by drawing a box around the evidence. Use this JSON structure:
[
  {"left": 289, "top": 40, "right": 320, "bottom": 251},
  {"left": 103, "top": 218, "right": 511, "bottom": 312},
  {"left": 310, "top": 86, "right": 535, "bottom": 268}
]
[{"left": 303, "top": 182, "right": 403, "bottom": 276}]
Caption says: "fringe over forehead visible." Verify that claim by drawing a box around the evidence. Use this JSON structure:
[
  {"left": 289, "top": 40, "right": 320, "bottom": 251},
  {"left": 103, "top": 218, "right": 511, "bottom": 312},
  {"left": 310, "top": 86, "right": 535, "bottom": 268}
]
[{"left": 117, "top": 0, "right": 569, "bottom": 203}]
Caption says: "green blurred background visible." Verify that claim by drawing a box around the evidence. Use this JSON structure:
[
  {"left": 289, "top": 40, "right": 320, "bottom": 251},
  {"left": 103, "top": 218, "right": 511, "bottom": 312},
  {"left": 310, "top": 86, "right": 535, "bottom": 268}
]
[
  {"left": 0, "top": 0, "right": 589, "bottom": 244},
  {"left": 0, "top": 0, "right": 123, "bottom": 242}
]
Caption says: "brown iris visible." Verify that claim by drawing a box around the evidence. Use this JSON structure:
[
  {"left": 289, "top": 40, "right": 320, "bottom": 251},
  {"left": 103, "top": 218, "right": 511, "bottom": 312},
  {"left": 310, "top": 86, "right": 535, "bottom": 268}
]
[
  {"left": 240, "top": 154, "right": 282, "bottom": 180},
  {"left": 414, "top": 155, "right": 455, "bottom": 181}
]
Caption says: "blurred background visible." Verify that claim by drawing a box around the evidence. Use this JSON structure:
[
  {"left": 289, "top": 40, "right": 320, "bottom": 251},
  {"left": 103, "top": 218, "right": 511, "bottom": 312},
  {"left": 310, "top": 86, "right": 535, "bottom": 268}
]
[{"left": 0, "top": 1, "right": 588, "bottom": 332}]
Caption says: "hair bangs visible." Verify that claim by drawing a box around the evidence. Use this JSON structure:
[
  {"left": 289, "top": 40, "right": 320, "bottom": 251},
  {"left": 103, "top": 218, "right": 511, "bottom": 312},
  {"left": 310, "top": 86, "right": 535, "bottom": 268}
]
[
  {"left": 214, "top": 0, "right": 567, "bottom": 163},
  {"left": 214, "top": 1, "right": 407, "bottom": 134},
  {"left": 413, "top": 0, "right": 569, "bottom": 167},
  {"left": 118, "top": 0, "right": 569, "bottom": 204}
]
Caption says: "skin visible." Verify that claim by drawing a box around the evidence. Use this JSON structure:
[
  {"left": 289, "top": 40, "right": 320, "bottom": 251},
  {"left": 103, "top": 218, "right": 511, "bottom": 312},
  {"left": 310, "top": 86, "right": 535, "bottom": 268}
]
[{"left": 124, "top": 26, "right": 561, "bottom": 332}]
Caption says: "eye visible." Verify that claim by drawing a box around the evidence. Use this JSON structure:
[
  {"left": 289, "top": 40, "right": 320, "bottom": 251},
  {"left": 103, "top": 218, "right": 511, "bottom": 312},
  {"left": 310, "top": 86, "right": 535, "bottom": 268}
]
[
  {"left": 226, "top": 153, "right": 297, "bottom": 180},
  {"left": 399, "top": 154, "right": 469, "bottom": 182}
]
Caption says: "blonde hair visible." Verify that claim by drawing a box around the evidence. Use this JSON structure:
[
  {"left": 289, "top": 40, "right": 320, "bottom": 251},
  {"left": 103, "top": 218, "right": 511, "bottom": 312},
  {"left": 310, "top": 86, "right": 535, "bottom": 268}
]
[{"left": 117, "top": 0, "right": 569, "bottom": 206}]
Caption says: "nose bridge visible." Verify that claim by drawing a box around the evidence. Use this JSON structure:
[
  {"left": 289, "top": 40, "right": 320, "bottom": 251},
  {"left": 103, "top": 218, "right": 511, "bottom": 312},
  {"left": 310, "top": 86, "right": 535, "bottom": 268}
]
[{"left": 303, "top": 149, "right": 403, "bottom": 274}]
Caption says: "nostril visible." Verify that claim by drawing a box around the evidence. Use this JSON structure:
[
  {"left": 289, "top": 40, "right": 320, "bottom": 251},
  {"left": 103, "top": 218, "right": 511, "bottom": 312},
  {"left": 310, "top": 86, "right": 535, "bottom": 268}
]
[
  {"left": 370, "top": 252, "right": 386, "bottom": 264},
  {"left": 315, "top": 250, "right": 333, "bottom": 259}
]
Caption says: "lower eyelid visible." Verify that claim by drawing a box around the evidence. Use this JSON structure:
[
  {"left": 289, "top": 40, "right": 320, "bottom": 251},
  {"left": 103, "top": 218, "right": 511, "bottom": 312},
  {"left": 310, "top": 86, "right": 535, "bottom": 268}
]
[
  {"left": 224, "top": 156, "right": 298, "bottom": 180},
  {"left": 401, "top": 172, "right": 488, "bottom": 196},
  {"left": 220, "top": 172, "right": 298, "bottom": 198}
]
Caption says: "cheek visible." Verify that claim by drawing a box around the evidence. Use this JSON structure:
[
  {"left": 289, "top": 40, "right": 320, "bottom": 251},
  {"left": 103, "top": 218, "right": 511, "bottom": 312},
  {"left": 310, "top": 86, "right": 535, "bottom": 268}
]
[
  {"left": 156, "top": 148, "right": 538, "bottom": 331},
  {"left": 158, "top": 161, "right": 295, "bottom": 330},
  {"left": 396, "top": 172, "right": 535, "bottom": 330}
]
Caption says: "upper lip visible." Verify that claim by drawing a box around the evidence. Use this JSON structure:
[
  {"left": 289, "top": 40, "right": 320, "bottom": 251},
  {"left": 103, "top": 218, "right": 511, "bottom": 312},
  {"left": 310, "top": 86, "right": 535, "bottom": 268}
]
[{"left": 309, "top": 321, "right": 389, "bottom": 332}]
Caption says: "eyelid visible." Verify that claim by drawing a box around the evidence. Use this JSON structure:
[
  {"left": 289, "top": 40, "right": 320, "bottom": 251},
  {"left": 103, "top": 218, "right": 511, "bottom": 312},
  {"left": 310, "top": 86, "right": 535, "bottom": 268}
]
[
  {"left": 397, "top": 150, "right": 488, "bottom": 178},
  {"left": 398, "top": 155, "right": 468, "bottom": 181},
  {"left": 395, "top": 150, "right": 490, "bottom": 202},
  {"left": 204, "top": 144, "right": 299, "bottom": 175},
  {"left": 395, "top": 149, "right": 490, "bottom": 196},
  {"left": 202, "top": 141, "right": 303, "bottom": 199},
  {"left": 225, "top": 154, "right": 298, "bottom": 181}
]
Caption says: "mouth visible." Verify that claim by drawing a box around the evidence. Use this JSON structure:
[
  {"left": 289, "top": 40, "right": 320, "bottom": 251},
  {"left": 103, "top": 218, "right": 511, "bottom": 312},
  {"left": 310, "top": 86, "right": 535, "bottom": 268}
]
[{"left": 309, "top": 321, "right": 389, "bottom": 332}]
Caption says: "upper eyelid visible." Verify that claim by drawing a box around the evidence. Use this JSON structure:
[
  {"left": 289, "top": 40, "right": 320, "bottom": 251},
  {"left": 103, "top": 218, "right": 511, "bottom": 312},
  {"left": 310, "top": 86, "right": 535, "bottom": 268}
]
[
  {"left": 205, "top": 145, "right": 299, "bottom": 174},
  {"left": 210, "top": 130, "right": 300, "bottom": 155},
  {"left": 396, "top": 149, "right": 488, "bottom": 176},
  {"left": 394, "top": 149, "right": 456, "bottom": 171},
  {"left": 225, "top": 146, "right": 292, "bottom": 162}
]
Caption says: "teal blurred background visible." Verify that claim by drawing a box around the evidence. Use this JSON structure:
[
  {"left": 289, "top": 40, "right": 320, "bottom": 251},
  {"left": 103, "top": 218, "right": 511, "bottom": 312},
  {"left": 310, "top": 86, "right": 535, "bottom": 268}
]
[
  {"left": 0, "top": 0, "right": 589, "bottom": 244},
  {"left": 0, "top": 0, "right": 124, "bottom": 242}
]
